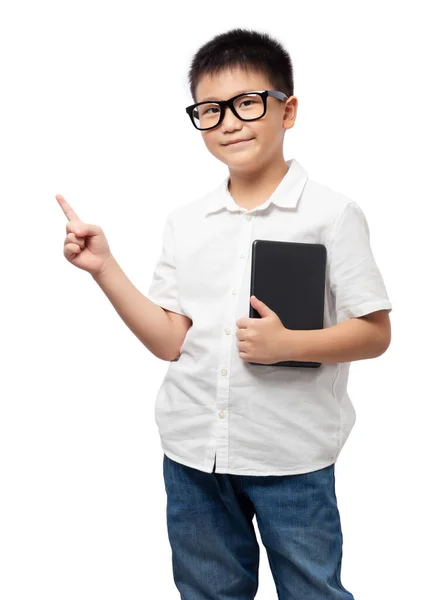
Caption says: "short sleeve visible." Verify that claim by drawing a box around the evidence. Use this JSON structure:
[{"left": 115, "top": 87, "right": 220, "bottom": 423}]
[
  {"left": 146, "top": 213, "right": 186, "bottom": 316},
  {"left": 328, "top": 201, "right": 392, "bottom": 323}
]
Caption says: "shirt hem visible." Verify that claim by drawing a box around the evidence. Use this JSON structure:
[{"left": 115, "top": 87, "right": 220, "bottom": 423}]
[
  {"left": 146, "top": 297, "right": 187, "bottom": 317},
  {"left": 337, "top": 299, "right": 392, "bottom": 321},
  {"left": 163, "top": 449, "right": 337, "bottom": 476}
]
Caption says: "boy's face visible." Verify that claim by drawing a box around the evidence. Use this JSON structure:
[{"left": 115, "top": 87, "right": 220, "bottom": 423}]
[{"left": 194, "top": 67, "right": 297, "bottom": 173}]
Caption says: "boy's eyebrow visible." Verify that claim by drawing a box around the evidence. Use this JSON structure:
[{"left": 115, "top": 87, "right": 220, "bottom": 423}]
[{"left": 199, "top": 89, "right": 254, "bottom": 102}]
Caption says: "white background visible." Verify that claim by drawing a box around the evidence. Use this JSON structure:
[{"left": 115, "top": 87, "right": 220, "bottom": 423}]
[{"left": 1, "top": 1, "right": 426, "bottom": 598}]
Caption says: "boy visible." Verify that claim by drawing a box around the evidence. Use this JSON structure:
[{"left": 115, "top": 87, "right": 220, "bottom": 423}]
[
  {"left": 147, "top": 28, "right": 392, "bottom": 599},
  {"left": 58, "top": 27, "right": 392, "bottom": 600}
]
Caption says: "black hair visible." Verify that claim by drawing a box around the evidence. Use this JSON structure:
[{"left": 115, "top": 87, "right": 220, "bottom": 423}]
[{"left": 188, "top": 28, "right": 294, "bottom": 103}]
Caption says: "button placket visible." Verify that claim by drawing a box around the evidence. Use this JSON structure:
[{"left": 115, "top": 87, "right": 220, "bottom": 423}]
[{"left": 214, "top": 211, "right": 257, "bottom": 470}]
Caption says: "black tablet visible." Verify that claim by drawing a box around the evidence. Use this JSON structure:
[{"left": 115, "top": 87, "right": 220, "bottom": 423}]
[{"left": 249, "top": 239, "right": 326, "bottom": 368}]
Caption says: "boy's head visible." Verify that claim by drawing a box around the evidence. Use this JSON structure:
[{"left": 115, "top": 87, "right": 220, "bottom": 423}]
[{"left": 186, "top": 28, "right": 297, "bottom": 176}]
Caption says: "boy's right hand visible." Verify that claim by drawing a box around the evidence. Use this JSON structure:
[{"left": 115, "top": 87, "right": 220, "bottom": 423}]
[{"left": 56, "top": 194, "right": 113, "bottom": 277}]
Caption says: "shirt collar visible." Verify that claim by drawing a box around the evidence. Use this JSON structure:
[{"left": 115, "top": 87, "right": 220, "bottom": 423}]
[{"left": 204, "top": 158, "right": 309, "bottom": 217}]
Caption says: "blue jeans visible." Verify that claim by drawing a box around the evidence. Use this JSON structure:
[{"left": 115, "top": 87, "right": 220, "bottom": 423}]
[{"left": 163, "top": 453, "right": 355, "bottom": 600}]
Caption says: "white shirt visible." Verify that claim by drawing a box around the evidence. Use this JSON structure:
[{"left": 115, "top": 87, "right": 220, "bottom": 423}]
[{"left": 147, "top": 158, "right": 392, "bottom": 475}]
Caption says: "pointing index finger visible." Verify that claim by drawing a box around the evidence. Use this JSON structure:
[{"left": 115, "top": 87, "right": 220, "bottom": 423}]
[{"left": 56, "top": 194, "right": 82, "bottom": 223}]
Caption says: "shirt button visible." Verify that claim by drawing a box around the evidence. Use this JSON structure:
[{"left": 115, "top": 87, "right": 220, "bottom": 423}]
[
  {"left": 232, "top": 288, "right": 238, "bottom": 295},
  {"left": 240, "top": 253, "right": 245, "bottom": 258},
  {"left": 221, "top": 368, "right": 228, "bottom": 376},
  {"left": 246, "top": 214, "right": 253, "bottom": 221},
  {"left": 219, "top": 411, "right": 225, "bottom": 419},
  {"left": 224, "top": 327, "right": 231, "bottom": 335}
]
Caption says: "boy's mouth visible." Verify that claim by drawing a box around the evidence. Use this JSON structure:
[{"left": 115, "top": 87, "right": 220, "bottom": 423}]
[{"left": 223, "top": 137, "right": 255, "bottom": 146}]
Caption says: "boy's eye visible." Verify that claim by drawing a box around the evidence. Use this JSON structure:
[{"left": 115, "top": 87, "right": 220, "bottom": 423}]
[
  {"left": 239, "top": 99, "right": 254, "bottom": 108},
  {"left": 201, "top": 105, "right": 219, "bottom": 115}
]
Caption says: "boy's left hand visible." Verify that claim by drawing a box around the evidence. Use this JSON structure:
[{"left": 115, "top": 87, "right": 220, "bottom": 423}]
[{"left": 236, "top": 295, "right": 299, "bottom": 364}]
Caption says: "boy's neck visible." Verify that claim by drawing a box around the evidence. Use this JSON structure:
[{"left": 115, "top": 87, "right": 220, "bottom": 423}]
[{"left": 227, "top": 158, "right": 290, "bottom": 210}]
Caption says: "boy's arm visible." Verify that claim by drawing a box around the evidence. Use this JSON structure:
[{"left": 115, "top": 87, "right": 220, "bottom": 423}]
[
  {"left": 287, "top": 309, "right": 391, "bottom": 364},
  {"left": 93, "top": 256, "right": 186, "bottom": 361},
  {"left": 164, "top": 309, "right": 193, "bottom": 361}
]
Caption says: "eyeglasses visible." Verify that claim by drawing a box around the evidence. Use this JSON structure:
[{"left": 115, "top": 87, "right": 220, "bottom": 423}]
[{"left": 185, "top": 90, "right": 288, "bottom": 131}]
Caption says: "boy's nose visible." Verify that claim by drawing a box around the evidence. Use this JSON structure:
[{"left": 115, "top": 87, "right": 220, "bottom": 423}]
[{"left": 221, "top": 105, "right": 241, "bottom": 128}]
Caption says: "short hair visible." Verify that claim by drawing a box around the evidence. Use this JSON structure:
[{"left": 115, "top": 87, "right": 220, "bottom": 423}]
[{"left": 188, "top": 28, "right": 294, "bottom": 103}]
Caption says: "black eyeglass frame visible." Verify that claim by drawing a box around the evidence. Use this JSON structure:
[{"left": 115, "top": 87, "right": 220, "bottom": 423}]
[{"left": 185, "top": 90, "right": 288, "bottom": 131}]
